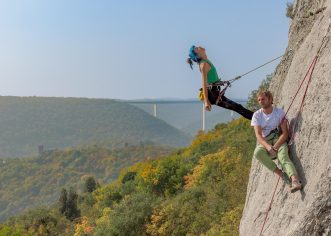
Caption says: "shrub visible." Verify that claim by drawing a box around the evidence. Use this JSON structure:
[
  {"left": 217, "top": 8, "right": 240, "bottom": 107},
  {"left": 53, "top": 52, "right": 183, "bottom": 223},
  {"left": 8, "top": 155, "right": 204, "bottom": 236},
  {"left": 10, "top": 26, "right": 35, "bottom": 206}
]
[
  {"left": 95, "top": 192, "right": 157, "bottom": 236},
  {"left": 286, "top": 2, "right": 294, "bottom": 19},
  {"left": 121, "top": 171, "right": 137, "bottom": 184}
]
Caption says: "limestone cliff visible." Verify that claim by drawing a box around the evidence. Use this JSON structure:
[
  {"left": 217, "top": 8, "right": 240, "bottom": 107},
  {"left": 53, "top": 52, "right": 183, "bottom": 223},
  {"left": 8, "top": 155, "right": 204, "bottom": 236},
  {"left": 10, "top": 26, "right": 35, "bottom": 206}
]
[{"left": 240, "top": 0, "right": 331, "bottom": 235}]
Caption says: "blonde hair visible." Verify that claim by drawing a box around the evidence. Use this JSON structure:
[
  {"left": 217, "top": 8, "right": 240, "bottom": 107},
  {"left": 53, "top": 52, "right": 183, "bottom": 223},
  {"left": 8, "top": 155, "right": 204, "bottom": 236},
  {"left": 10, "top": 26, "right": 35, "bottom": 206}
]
[{"left": 257, "top": 90, "right": 273, "bottom": 103}]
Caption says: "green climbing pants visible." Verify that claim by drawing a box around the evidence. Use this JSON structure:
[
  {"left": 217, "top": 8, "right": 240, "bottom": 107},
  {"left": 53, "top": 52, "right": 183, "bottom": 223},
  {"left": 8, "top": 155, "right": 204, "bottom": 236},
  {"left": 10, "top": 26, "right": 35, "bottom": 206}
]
[{"left": 254, "top": 133, "right": 298, "bottom": 178}]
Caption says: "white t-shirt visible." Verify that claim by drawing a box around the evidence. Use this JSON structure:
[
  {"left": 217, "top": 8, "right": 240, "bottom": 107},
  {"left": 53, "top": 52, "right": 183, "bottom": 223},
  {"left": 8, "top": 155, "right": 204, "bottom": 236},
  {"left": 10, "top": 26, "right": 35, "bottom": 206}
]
[{"left": 251, "top": 107, "right": 286, "bottom": 137}]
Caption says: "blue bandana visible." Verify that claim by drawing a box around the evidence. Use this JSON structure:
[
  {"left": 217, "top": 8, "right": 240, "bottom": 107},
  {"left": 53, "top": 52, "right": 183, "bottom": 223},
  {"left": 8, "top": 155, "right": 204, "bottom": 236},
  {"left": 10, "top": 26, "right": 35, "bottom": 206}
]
[{"left": 189, "top": 45, "right": 199, "bottom": 62}]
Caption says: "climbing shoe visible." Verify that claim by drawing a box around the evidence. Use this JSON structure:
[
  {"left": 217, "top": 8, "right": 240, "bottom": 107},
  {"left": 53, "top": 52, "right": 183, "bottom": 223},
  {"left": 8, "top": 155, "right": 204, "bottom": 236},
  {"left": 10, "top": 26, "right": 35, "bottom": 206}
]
[{"left": 290, "top": 180, "right": 302, "bottom": 193}]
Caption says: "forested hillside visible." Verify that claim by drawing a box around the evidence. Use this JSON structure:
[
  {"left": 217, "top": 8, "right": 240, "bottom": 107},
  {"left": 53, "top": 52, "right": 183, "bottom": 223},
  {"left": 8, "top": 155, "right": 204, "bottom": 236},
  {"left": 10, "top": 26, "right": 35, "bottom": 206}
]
[
  {"left": 0, "top": 118, "right": 255, "bottom": 235},
  {"left": 0, "top": 145, "right": 172, "bottom": 222},
  {"left": 0, "top": 96, "right": 191, "bottom": 157}
]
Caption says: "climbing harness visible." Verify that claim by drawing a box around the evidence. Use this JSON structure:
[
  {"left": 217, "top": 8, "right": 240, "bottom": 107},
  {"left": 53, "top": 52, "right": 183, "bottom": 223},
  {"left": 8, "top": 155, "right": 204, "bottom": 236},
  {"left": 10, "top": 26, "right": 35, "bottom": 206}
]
[
  {"left": 198, "top": 80, "right": 230, "bottom": 101},
  {"left": 258, "top": 22, "right": 330, "bottom": 236},
  {"left": 199, "top": 54, "right": 284, "bottom": 102}
]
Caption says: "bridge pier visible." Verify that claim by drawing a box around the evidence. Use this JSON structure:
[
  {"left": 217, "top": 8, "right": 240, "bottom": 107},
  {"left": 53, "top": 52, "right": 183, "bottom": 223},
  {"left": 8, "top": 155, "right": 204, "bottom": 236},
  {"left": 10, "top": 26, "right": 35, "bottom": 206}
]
[
  {"left": 202, "top": 103, "right": 205, "bottom": 131},
  {"left": 153, "top": 104, "right": 157, "bottom": 117}
]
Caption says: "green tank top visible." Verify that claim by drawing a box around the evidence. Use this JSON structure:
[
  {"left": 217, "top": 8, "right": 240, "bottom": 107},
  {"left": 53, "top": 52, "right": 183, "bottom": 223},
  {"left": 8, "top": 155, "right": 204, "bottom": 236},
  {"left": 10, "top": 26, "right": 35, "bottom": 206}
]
[{"left": 201, "top": 59, "right": 220, "bottom": 84}]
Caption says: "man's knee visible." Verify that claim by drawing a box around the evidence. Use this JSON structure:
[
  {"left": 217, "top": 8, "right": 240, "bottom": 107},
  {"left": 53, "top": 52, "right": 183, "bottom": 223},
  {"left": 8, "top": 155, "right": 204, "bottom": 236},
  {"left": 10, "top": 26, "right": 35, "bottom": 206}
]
[
  {"left": 256, "top": 155, "right": 277, "bottom": 172},
  {"left": 254, "top": 146, "right": 278, "bottom": 172},
  {"left": 254, "top": 146, "right": 267, "bottom": 160},
  {"left": 278, "top": 143, "right": 288, "bottom": 152}
]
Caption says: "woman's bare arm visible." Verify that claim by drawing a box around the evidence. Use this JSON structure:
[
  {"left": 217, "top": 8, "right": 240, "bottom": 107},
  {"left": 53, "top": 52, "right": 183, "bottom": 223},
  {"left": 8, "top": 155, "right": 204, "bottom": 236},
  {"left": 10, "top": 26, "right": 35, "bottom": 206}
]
[{"left": 199, "top": 62, "right": 211, "bottom": 111}]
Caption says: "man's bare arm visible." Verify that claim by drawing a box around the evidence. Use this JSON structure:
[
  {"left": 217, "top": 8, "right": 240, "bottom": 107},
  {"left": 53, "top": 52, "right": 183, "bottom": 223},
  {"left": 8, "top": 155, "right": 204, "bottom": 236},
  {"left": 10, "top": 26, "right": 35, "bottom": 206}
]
[
  {"left": 254, "top": 126, "right": 271, "bottom": 149},
  {"left": 254, "top": 125, "right": 276, "bottom": 156},
  {"left": 273, "top": 119, "right": 289, "bottom": 150}
]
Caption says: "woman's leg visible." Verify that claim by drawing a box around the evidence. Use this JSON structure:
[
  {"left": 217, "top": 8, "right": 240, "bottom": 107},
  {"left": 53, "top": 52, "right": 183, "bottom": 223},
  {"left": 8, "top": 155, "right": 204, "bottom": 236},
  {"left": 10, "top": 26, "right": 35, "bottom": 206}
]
[{"left": 217, "top": 95, "right": 254, "bottom": 120}]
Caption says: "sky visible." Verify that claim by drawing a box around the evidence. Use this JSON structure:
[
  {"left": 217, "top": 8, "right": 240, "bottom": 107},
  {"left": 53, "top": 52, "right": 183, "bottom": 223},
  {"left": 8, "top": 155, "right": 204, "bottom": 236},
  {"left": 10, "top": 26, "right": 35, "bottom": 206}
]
[{"left": 0, "top": 0, "right": 291, "bottom": 100}]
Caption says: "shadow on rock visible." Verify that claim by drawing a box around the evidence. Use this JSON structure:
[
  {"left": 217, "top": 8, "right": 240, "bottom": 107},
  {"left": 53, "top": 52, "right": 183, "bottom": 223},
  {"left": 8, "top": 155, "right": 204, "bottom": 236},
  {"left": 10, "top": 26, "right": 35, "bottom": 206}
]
[{"left": 288, "top": 113, "right": 307, "bottom": 200}]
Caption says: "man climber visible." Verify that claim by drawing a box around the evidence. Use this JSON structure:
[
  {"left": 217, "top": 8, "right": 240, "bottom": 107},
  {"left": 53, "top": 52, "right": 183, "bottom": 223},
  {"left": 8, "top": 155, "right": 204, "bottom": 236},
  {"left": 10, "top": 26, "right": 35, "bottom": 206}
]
[{"left": 251, "top": 90, "right": 302, "bottom": 193}]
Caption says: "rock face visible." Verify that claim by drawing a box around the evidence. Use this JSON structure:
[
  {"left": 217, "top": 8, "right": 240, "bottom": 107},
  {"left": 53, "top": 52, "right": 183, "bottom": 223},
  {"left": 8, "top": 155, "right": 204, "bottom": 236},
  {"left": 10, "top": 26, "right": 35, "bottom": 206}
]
[{"left": 240, "top": 0, "right": 331, "bottom": 235}]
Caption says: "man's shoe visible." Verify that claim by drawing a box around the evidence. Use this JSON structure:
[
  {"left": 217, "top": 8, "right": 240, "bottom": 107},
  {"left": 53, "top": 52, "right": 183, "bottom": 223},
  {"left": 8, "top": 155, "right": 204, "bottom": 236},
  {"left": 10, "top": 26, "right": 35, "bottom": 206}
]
[{"left": 290, "top": 180, "right": 302, "bottom": 193}]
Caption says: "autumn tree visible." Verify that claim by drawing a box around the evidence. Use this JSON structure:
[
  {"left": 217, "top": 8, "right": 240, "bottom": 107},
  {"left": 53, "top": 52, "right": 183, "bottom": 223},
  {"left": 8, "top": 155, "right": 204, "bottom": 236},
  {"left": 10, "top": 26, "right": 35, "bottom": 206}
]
[
  {"left": 59, "top": 188, "right": 67, "bottom": 215},
  {"left": 84, "top": 176, "right": 97, "bottom": 193},
  {"left": 65, "top": 188, "right": 81, "bottom": 221},
  {"left": 59, "top": 187, "right": 80, "bottom": 221}
]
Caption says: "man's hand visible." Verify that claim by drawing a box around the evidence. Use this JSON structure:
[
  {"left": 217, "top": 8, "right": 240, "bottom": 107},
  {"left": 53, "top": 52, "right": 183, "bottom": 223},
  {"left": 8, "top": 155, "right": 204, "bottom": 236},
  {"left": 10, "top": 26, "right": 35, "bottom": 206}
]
[
  {"left": 273, "top": 121, "right": 289, "bottom": 150},
  {"left": 267, "top": 145, "right": 277, "bottom": 157},
  {"left": 204, "top": 100, "right": 212, "bottom": 111},
  {"left": 273, "top": 144, "right": 280, "bottom": 151}
]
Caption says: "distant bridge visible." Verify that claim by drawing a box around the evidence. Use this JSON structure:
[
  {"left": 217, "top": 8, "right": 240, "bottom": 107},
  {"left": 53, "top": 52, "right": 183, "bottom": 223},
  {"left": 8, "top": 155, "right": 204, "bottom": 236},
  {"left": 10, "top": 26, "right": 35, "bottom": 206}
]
[
  {"left": 120, "top": 99, "right": 247, "bottom": 131},
  {"left": 121, "top": 99, "right": 246, "bottom": 104},
  {"left": 122, "top": 99, "right": 201, "bottom": 104}
]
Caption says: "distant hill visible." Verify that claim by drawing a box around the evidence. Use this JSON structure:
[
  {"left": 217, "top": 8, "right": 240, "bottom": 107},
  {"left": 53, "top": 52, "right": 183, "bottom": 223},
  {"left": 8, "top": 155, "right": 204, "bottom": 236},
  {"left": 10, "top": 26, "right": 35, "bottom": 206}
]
[
  {"left": 0, "top": 96, "right": 191, "bottom": 157},
  {"left": 0, "top": 144, "right": 173, "bottom": 222}
]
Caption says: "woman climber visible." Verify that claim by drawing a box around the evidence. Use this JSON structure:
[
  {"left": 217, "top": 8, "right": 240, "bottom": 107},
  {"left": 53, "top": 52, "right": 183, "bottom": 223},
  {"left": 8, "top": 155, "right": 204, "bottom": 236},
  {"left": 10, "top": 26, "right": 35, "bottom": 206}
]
[{"left": 187, "top": 45, "right": 253, "bottom": 120}]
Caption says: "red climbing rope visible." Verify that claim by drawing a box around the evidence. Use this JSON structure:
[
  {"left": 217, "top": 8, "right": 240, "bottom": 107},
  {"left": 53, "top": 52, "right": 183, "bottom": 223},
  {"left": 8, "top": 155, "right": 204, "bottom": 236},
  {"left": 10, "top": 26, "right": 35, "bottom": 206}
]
[
  {"left": 259, "top": 55, "right": 318, "bottom": 236},
  {"left": 258, "top": 33, "right": 329, "bottom": 235},
  {"left": 283, "top": 56, "right": 318, "bottom": 118},
  {"left": 288, "top": 57, "right": 318, "bottom": 145},
  {"left": 259, "top": 58, "right": 317, "bottom": 235},
  {"left": 259, "top": 175, "right": 281, "bottom": 236}
]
